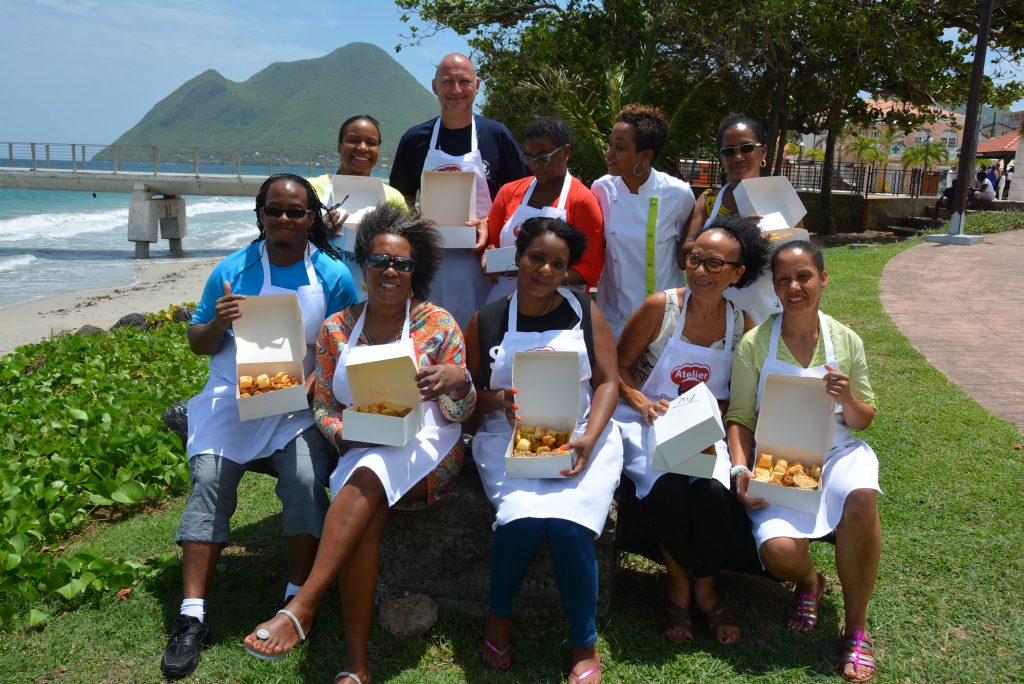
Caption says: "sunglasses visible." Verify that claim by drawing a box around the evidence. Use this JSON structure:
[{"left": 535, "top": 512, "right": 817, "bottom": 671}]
[
  {"left": 684, "top": 253, "right": 742, "bottom": 273},
  {"left": 366, "top": 253, "right": 415, "bottom": 273},
  {"left": 719, "top": 142, "right": 764, "bottom": 157},
  {"left": 520, "top": 144, "right": 566, "bottom": 167},
  {"left": 260, "top": 206, "right": 313, "bottom": 219}
]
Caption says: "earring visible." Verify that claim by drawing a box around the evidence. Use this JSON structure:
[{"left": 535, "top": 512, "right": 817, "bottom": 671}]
[
  {"left": 361, "top": 282, "right": 367, "bottom": 292},
  {"left": 408, "top": 289, "right": 414, "bottom": 300},
  {"left": 633, "top": 161, "right": 647, "bottom": 176},
  {"left": 760, "top": 158, "right": 767, "bottom": 168}
]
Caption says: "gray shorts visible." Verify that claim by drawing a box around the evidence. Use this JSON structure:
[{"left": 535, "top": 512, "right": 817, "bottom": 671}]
[{"left": 176, "top": 427, "right": 333, "bottom": 544}]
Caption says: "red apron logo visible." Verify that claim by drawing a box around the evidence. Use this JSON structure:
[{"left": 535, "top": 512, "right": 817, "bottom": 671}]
[
  {"left": 432, "top": 164, "right": 464, "bottom": 172},
  {"left": 525, "top": 346, "right": 555, "bottom": 352},
  {"left": 670, "top": 364, "right": 711, "bottom": 394}
]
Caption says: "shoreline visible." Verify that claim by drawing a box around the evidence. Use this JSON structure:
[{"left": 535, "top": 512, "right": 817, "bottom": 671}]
[{"left": 0, "top": 258, "right": 217, "bottom": 356}]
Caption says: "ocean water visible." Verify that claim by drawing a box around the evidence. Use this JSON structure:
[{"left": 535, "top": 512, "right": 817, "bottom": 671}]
[
  {"left": 0, "top": 168, "right": 389, "bottom": 310},
  {"left": 0, "top": 188, "right": 253, "bottom": 310}
]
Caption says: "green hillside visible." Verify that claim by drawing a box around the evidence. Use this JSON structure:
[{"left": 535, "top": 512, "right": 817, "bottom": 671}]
[{"left": 104, "top": 43, "right": 438, "bottom": 159}]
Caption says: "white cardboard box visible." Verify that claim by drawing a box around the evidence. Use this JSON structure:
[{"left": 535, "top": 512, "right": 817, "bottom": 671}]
[
  {"left": 340, "top": 343, "right": 423, "bottom": 447},
  {"left": 748, "top": 374, "right": 834, "bottom": 514},
  {"left": 649, "top": 382, "right": 725, "bottom": 478},
  {"left": 484, "top": 245, "right": 518, "bottom": 275},
  {"left": 234, "top": 294, "right": 309, "bottom": 421},
  {"left": 420, "top": 171, "right": 477, "bottom": 248},
  {"left": 734, "top": 176, "right": 807, "bottom": 229},
  {"left": 504, "top": 351, "right": 580, "bottom": 478},
  {"left": 330, "top": 176, "right": 387, "bottom": 252}
]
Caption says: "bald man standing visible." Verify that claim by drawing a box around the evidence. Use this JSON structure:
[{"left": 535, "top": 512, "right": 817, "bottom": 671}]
[{"left": 390, "top": 53, "right": 527, "bottom": 328}]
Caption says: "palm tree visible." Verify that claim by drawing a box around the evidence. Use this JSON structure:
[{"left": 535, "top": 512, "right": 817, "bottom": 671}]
[
  {"left": 900, "top": 141, "right": 949, "bottom": 171},
  {"left": 803, "top": 147, "right": 826, "bottom": 162},
  {"left": 844, "top": 136, "right": 885, "bottom": 165}
]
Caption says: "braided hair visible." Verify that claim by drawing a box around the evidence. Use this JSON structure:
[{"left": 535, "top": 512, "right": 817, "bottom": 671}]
[{"left": 253, "top": 173, "right": 343, "bottom": 261}]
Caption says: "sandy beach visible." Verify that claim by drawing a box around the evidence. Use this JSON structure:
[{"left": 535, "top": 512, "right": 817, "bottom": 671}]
[{"left": 0, "top": 258, "right": 218, "bottom": 356}]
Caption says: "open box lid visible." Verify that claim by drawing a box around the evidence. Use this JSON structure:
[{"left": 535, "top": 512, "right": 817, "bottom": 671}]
[
  {"left": 345, "top": 343, "right": 421, "bottom": 408},
  {"left": 331, "top": 175, "right": 386, "bottom": 225},
  {"left": 734, "top": 176, "right": 807, "bottom": 228},
  {"left": 421, "top": 171, "right": 476, "bottom": 226},
  {"left": 234, "top": 294, "right": 306, "bottom": 364},
  {"left": 754, "top": 374, "right": 834, "bottom": 455},
  {"left": 512, "top": 351, "right": 581, "bottom": 426}
]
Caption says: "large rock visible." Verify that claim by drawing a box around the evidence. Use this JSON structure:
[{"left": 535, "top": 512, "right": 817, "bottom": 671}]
[
  {"left": 378, "top": 457, "right": 618, "bottom": 618},
  {"left": 111, "top": 313, "right": 147, "bottom": 331},
  {"left": 172, "top": 306, "right": 195, "bottom": 323},
  {"left": 75, "top": 324, "right": 105, "bottom": 338},
  {"left": 378, "top": 593, "right": 438, "bottom": 637}
]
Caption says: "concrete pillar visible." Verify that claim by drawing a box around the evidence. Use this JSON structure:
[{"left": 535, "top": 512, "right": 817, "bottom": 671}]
[
  {"left": 128, "top": 186, "right": 158, "bottom": 259},
  {"left": 1009, "top": 138, "right": 1023, "bottom": 202},
  {"left": 156, "top": 196, "right": 188, "bottom": 253}
]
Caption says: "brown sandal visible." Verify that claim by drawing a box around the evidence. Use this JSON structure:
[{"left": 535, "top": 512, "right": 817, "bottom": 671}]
[
  {"left": 661, "top": 601, "right": 693, "bottom": 644},
  {"left": 702, "top": 601, "right": 740, "bottom": 644}
]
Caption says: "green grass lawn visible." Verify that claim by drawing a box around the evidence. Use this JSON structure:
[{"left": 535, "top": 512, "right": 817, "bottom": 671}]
[{"left": 1, "top": 239, "right": 1022, "bottom": 683}]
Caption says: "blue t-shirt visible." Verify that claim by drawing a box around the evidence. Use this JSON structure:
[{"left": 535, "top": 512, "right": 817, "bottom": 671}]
[
  {"left": 191, "top": 242, "right": 357, "bottom": 325},
  {"left": 389, "top": 114, "right": 527, "bottom": 200}
]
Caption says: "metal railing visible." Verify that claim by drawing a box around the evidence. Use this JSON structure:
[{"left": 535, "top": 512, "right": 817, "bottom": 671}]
[
  {"left": 2, "top": 142, "right": 395, "bottom": 177},
  {"left": 673, "top": 157, "right": 945, "bottom": 197}
]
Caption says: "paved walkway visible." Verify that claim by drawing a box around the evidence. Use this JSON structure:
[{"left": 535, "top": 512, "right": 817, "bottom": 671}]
[{"left": 880, "top": 230, "right": 1024, "bottom": 434}]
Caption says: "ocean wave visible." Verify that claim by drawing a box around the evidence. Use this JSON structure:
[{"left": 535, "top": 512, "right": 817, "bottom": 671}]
[
  {"left": 0, "top": 208, "right": 129, "bottom": 241},
  {"left": 188, "top": 197, "right": 254, "bottom": 216},
  {"left": 0, "top": 254, "right": 38, "bottom": 272}
]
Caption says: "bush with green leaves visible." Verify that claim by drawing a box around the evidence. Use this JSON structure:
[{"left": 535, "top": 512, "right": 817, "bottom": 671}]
[
  {"left": 946, "top": 208, "right": 1024, "bottom": 235},
  {"left": 0, "top": 315, "right": 206, "bottom": 627}
]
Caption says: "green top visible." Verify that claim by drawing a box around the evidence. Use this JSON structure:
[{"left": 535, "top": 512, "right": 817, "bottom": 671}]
[{"left": 725, "top": 312, "right": 875, "bottom": 432}]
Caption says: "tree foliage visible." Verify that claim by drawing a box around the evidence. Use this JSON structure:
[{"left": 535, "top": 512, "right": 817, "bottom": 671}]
[{"left": 396, "top": 0, "right": 1024, "bottom": 231}]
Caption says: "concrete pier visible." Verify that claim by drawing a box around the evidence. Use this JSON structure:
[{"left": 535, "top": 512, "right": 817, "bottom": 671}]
[{"left": 128, "top": 186, "right": 189, "bottom": 258}]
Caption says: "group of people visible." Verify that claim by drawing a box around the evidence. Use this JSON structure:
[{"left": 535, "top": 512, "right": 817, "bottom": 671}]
[{"left": 160, "top": 52, "right": 882, "bottom": 684}]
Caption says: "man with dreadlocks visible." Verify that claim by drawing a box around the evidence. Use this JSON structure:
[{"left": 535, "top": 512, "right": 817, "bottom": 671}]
[{"left": 160, "top": 174, "right": 357, "bottom": 679}]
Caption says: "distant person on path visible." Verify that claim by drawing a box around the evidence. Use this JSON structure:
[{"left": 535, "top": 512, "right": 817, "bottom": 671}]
[
  {"left": 389, "top": 52, "right": 527, "bottom": 328},
  {"left": 727, "top": 240, "right": 882, "bottom": 683},
  {"left": 308, "top": 115, "right": 407, "bottom": 295},
  {"left": 591, "top": 104, "right": 696, "bottom": 339},
  {"left": 1003, "top": 165, "right": 1013, "bottom": 200},
  {"left": 160, "top": 174, "right": 357, "bottom": 680},
  {"left": 483, "top": 115, "right": 605, "bottom": 302}
]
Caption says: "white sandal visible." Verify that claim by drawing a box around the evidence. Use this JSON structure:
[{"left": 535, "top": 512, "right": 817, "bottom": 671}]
[{"left": 244, "top": 608, "right": 307, "bottom": 661}]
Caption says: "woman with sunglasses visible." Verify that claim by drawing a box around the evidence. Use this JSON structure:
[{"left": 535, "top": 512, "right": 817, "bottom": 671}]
[
  {"left": 684, "top": 114, "right": 797, "bottom": 323},
  {"left": 592, "top": 104, "right": 696, "bottom": 339},
  {"left": 465, "top": 216, "right": 622, "bottom": 684},
  {"left": 244, "top": 202, "right": 477, "bottom": 684},
  {"left": 613, "top": 215, "right": 768, "bottom": 646},
  {"left": 482, "top": 115, "right": 604, "bottom": 302},
  {"left": 308, "top": 115, "right": 408, "bottom": 295},
  {"left": 727, "top": 240, "right": 881, "bottom": 683}
]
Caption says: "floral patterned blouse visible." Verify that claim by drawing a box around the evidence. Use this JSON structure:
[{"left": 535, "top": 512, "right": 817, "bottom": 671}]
[{"left": 313, "top": 300, "right": 476, "bottom": 505}]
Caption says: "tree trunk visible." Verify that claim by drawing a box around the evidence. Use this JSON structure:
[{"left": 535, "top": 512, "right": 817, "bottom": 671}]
[
  {"left": 820, "top": 127, "right": 838, "bottom": 235},
  {"left": 764, "top": 74, "right": 790, "bottom": 176},
  {"left": 773, "top": 123, "right": 788, "bottom": 176}
]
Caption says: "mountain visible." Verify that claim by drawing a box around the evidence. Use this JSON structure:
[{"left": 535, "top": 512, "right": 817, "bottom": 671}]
[{"left": 105, "top": 43, "right": 438, "bottom": 158}]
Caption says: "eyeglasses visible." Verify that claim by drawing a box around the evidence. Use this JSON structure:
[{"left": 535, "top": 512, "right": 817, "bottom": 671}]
[
  {"left": 684, "top": 253, "right": 741, "bottom": 273},
  {"left": 260, "top": 206, "right": 313, "bottom": 219},
  {"left": 365, "top": 253, "right": 415, "bottom": 273},
  {"left": 719, "top": 142, "right": 764, "bottom": 157},
  {"left": 520, "top": 145, "right": 566, "bottom": 167}
]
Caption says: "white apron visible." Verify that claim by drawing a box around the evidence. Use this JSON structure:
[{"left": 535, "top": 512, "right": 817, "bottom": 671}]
[
  {"left": 421, "top": 115, "right": 493, "bottom": 329},
  {"left": 486, "top": 173, "right": 573, "bottom": 303},
  {"left": 746, "top": 312, "right": 881, "bottom": 549},
  {"left": 328, "top": 300, "right": 461, "bottom": 505},
  {"left": 187, "top": 245, "right": 326, "bottom": 464},
  {"left": 473, "top": 289, "right": 624, "bottom": 536},
  {"left": 617, "top": 289, "right": 736, "bottom": 497},
  {"left": 704, "top": 183, "right": 783, "bottom": 324}
]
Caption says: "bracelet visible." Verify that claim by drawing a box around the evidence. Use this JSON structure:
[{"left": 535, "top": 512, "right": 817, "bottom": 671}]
[{"left": 729, "top": 465, "right": 750, "bottom": 478}]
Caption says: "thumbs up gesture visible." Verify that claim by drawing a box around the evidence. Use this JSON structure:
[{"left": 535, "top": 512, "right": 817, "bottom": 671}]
[{"left": 213, "top": 281, "right": 246, "bottom": 331}]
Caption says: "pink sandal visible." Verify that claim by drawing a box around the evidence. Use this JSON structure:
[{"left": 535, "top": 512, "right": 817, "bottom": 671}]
[
  {"left": 838, "top": 630, "right": 876, "bottom": 682},
  {"left": 787, "top": 572, "right": 825, "bottom": 632},
  {"left": 569, "top": 663, "right": 601, "bottom": 684},
  {"left": 482, "top": 638, "right": 512, "bottom": 670}
]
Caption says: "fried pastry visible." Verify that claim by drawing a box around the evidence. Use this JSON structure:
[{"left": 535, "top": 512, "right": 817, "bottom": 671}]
[
  {"left": 510, "top": 425, "right": 572, "bottom": 458},
  {"left": 353, "top": 401, "right": 413, "bottom": 417},
  {"left": 239, "top": 371, "right": 301, "bottom": 396},
  {"left": 754, "top": 453, "right": 821, "bottom": 490}
]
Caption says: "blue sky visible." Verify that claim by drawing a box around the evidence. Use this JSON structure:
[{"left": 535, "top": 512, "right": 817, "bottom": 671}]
[
  {"left": 1, "top": 0, "right": 1021, "bottom": 144},
  {"left": 0, "top": 0, "right": 472, "bottom": 143}
]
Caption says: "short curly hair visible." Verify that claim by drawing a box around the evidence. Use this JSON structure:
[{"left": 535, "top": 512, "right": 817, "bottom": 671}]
[
  {"left": 354, "top": 202, "right": 443, "bottom": 300},
  {"left": 616, "top": 104, "right": 669, "bottom": 159},
  {"left": 696, "top": 215, "right": 770, "bottom": 289},
  {"left": 514, "top": 216, "right": 588, "bottom": 268},
  {"left": 523, "top": 115, "right": 571, "bottom": 147}
]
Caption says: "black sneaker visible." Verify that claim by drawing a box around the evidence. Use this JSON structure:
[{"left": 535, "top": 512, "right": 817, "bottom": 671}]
[{"left": 160, "top": 614, "right": 212, "bottom": 679}]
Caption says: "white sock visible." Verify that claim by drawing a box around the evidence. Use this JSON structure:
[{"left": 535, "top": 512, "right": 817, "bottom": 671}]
[
  {"left": 284, "top": 583, "right": 303, "bottom": 602},
  {"left": 180, "top": 598, "right": 205, "bottom": 622}
]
